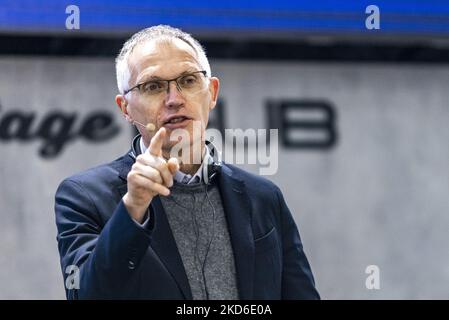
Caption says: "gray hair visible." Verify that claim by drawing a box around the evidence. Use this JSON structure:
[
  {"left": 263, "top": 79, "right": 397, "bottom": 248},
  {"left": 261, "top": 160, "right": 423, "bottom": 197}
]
[{"left": 115, "top": 25, "right": 211, "bottom": 94}]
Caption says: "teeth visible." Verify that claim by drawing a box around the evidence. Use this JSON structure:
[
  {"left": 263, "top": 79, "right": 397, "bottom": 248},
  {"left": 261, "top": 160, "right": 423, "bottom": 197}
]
[{"left": 169, "top": 117, "right": 186, "bottom": 124}]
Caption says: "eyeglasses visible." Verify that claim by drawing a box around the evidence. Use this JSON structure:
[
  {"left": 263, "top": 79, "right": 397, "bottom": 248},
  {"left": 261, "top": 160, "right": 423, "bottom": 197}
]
[{"left": 124, "top": 70, "right": 208, "bottom": 98}]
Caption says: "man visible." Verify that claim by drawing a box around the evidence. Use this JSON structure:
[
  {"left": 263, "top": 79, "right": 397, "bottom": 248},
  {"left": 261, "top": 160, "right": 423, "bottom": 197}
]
[{"left": 55, "top": 25, "right": 319, "bottom": 300}]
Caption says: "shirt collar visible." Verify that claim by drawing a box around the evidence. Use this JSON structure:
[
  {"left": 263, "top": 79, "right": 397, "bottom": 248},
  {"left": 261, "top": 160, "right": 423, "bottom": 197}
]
[{"left": 139, "top": 137, "right": 206, "bottom": 184}]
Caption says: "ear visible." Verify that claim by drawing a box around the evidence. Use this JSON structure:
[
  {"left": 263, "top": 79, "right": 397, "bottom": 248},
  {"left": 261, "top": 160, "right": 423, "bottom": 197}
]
[
  {"left": 115, "top": 94, "right": 133, "bottom": 123},
  {"left": 208, "top": 77, "right": 220, "bottom": 111}
]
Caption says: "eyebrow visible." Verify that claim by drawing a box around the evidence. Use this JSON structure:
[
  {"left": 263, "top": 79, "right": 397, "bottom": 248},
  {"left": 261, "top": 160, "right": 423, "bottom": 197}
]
[{"left": 140, "top": 69, "right": 198, "bottom": 83}]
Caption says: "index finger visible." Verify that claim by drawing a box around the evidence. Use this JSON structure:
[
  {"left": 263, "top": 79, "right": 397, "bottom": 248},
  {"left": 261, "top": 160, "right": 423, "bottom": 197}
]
[{"left": 148, "top": 127, "right": 166, "bottom": 157}]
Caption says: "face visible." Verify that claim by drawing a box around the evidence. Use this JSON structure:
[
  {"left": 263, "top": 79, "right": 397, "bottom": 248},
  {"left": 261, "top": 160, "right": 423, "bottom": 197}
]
[{"left": 116, "top": 38, "right": 219, "bottom": 158}]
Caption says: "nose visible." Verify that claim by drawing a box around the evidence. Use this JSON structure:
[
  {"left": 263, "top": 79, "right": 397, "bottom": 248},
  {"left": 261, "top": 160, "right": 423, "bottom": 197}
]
[{"left": 164, "top": 81, "right": 184, "bottom": 109}]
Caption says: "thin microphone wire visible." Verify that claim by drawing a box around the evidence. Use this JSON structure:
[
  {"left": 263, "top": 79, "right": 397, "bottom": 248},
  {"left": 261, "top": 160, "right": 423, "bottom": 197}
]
[
  {"left": 201, "top": 183, "right": 216, "bottom": 300},
  {"left": 132, "top": 119, "right": 147, "bottom": 129},
  {"left": 132, "top": 128, "right": 219, "bottom": 299},
  {"left": 161, "top": 145, "right": 219, "bottom": 300},
  {"left": 132, "top": 120, "right": 156, "bottom": 132},
  {"left": 168, "top": 178, "right": 217, "bottom": 300}
]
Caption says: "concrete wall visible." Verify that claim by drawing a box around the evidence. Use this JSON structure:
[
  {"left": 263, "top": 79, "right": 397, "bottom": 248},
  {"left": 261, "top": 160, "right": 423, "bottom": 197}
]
[{"left": 0, "top": 56, "right": 448, "bottom": 299}]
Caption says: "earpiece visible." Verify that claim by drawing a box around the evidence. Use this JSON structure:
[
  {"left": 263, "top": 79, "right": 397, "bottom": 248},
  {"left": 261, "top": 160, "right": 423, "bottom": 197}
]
[{"left": 203, "top": 141, "right": 222, "bottom": 185}]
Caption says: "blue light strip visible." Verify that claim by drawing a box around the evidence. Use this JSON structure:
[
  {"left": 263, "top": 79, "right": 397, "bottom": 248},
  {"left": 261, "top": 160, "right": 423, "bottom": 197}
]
[{"left": 0, "top": 0, "right": 448, "bottom": 35}]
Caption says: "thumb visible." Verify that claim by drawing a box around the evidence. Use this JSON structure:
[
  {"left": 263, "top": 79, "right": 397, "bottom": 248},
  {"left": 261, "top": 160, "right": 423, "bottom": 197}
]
[{"left": 167, "top": 157, "right": 180, "bottom": 175}]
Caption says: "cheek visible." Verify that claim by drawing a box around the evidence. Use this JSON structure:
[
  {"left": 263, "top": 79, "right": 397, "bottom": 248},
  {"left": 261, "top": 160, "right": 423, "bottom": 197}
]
[
  {"left": 197, "top": 96, "right": 212, "bottom": 120},
  {"left": 129, "top": 99, "right": 158, "bottom": 121},
  {"left": 192, "top": 105, "right": 210, "bottom": 129}
]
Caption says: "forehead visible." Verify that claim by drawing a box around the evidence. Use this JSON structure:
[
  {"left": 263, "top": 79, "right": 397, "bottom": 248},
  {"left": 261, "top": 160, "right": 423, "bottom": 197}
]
[{"left": 128, "top": 38, "right": 200, "bottom": 82}]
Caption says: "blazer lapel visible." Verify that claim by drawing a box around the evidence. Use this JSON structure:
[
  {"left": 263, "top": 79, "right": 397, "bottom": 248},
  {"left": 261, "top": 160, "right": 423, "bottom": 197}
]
[
  {"left": 117, "top": 151, "right": 192, "bottom": 299},
  {"left": 218, "top": 164, "right": 255, "bottom": 299},
  {"left": 149, "top": 196, "right": 193, "bottom": 299},
  {"left": 116, "top": 152, "right": 133, "bottom": 198}
]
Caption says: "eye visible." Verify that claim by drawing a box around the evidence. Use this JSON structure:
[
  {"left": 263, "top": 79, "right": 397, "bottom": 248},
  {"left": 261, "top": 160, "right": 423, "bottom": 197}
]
[
  {"left": 179, "top": 75, "right": 198, "bottom": 87},
  {"left": 141, "top": 81, "right": 164, "bottom": 94}
]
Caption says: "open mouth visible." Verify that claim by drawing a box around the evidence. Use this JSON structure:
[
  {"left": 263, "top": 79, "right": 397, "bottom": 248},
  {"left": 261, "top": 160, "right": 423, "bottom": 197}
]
[
  {"left": 162, "top": 115, "right": 192, "bottom": 129},
  {"left": 164, "top": 116, "right": 189, "bottom": 124}
]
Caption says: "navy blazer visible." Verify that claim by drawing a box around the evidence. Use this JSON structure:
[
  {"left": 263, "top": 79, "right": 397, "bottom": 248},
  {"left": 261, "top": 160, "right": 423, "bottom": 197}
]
[{"left": 55, "top": 150, "right": 319, "bottom": 300}]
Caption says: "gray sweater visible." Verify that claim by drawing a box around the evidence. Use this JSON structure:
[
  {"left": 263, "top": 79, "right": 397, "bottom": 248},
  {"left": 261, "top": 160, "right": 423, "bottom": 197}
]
[{"left": 159, "top": 180, "right": 239, "bottom": 300}]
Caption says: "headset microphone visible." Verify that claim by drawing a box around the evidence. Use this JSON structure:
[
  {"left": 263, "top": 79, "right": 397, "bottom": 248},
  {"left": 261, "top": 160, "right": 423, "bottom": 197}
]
[{"left": 132, "top": 120, "right": 156, "bottom": 132}]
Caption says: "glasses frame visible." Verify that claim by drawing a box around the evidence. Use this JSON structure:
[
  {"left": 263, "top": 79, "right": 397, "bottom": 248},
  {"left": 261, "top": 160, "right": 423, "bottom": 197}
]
[{"left": 123, "top": 70, "right": 208, "bottom": 96}]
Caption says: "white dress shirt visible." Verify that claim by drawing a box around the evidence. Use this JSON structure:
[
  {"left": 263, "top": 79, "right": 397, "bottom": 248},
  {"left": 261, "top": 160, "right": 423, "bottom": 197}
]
[{"left": 139, "top": 137, "right": 205, "bottom": 184}]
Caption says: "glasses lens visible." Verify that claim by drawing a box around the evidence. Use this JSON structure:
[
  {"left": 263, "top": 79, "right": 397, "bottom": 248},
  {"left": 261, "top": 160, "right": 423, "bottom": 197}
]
[
  {"left": 140, "top": 80, "right": 167, "bottom": 95},
  {"left": 177, "top": 73, "right": 206, "bottom": 95},
  {"left": 136, "top": 72, "right": 206, "bottom": 99}
]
